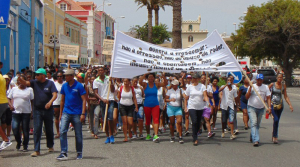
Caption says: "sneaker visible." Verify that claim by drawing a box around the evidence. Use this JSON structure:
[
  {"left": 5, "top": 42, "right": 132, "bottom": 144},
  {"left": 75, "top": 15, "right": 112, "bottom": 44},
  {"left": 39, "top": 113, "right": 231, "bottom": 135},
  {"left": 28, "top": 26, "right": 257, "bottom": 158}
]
[
  {"left": 139, "top": 134, "right": 144, "bottom": 139},
  {"left": 150, "top": 125, "right": 153, "bottom": 129},
  {"left": 105, "top": 137, "right": 111, "bottom": 144},
  {"left": 170, "top": 137, "right": 175, "bottom": 143},
  {"left": 179, "top": 138, "right": 184, "bottom": 144},
  {"left": 145, "top": 134, "right": 151, "bottom": 140},
  {"left": 234, "top": 129, "right": 239, "bottom": 135},
  {"left": 118, "top": 127, "right": 122, "bottom": 131},
  {"left": 165, "top": 124, "right": 169, "bottom": 129},
  {"left": 23, "top": 147, "right": 28, "bottom": 152},
  {"left": 208, "top": 132, "right": 215, "bottom": 138},
  {"left": 253, "top": 142, "right": 259, "bottom": 147},
  {"left": 213, "top": 127, "right": 218, "bottom": 130},
  {"left": 131, "top": 135, "right": 137, "bottom": 139},
  {"left": 230, "top": 134, "right": 237, "bottom": 140},
  {"left": 153, "top": 135, "right": 160, "bottom": 143},
  {"left": 158, "top": 128, "right": 163, "bottom": 134},
  {"left": 0, "top": 141, "right": 12, "bottom": 151},
  {"left": 76, "top": 153, "right": 83, "bottom": 160},
  {"left": 29, "top": 129, "right": 34, "bottom": 135},
  {"left": 110, "top": 136, "right": 115, "bottom": 144},
  {"left": 56, "top": 153, "right": 68, "bottom": 160},
  {"left": 224, "top": 129, "right": 228, "bottom": 133},
  {"left": 184, "top": 131, "right": 190, "bottom": 136},
  {"left": 221, "top": 133, "right": 225, "bottom": 138},
  {"left": 16, "top": 143, "right": 21, "bottom": 151},
  {"left": 49, "top": 147, "right": 54, "bottom": 152},
  {"left": 244, "top": 127, "right": 248, "bottom": 130},
  {"left": 31, "top": 151, "right": 40, "bottom": 157},
  {"left": 163, "top": 127, "right": 166, "bottom": 133}
]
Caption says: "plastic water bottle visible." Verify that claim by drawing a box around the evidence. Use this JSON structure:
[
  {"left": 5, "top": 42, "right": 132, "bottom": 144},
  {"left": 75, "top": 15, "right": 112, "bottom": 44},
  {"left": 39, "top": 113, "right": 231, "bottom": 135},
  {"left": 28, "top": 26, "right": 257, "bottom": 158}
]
[{"left": 265, "top": 113, "right": 269, "bottom": 119}]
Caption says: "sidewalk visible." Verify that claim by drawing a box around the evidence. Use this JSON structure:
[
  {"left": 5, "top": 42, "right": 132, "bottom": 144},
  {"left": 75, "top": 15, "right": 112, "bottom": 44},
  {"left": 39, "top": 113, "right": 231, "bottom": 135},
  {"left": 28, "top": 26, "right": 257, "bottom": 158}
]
[{"left": 287, "top": 87, "right": 300, "bottom": 96}]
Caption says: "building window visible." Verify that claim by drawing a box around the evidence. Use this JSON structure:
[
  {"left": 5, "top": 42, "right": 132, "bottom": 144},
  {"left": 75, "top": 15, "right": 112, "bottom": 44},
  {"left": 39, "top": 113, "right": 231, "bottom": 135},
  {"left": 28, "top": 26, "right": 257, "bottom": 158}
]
[
  {"left": 60, "top": 4, "right": 67, "bottom": 11},
  {"left": 189, "top": 24, "right": 193, "bottom": 31},
  {"left": 188, "top": 35, "right": 193, "bottom": 42},
  {"left": 45, "top": 19, "right": 47, "bottom": 35},
  {"left": 49, "top": 21, "right": 52, "bottom": 33}
]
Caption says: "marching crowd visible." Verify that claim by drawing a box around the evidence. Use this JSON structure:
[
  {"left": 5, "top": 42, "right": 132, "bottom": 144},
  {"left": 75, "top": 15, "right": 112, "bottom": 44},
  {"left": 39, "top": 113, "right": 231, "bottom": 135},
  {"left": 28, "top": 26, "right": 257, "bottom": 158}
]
[{"left": 0, "top": 64, "right": 294, "bottom": 160}]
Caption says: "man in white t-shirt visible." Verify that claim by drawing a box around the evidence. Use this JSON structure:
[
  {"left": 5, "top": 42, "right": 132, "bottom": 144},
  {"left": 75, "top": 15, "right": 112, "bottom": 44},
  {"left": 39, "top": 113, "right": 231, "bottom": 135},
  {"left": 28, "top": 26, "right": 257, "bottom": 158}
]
[
  {"left": 93, "top": 67, "right": 115, "bottom": 144},
  {"left": 219, "top": 77, "right": 238, "bottom": 140},
  {"left": 246, "top": 74, "right": 271, "bottom": 147}
]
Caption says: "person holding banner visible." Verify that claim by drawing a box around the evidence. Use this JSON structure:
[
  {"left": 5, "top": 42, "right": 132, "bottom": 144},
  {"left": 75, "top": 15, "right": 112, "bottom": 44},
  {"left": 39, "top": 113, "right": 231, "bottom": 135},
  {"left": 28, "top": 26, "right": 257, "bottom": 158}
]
[
  {"left": 93, "top": 67, "right": 115, "bottom": 144},
  {"left": 165, "top": 79, "right": 184, "bottom": 143},
  {"left": 246, "top": 74, "right": 271, "bottom": 147},
  {"left": 219, "top": 77, "right": 238, "bottom": 140},
  {"left": 117, "top": 79, "right": 139, "bottom": 142},
  {"left": 184, "top": 73, "right": 209, "bottom": 146},
  {"left": 139, "top": 73, "right": 167, "bottom": 143},
  {"left": 268, "top": 73, "right": 293, "bottom": 144}
]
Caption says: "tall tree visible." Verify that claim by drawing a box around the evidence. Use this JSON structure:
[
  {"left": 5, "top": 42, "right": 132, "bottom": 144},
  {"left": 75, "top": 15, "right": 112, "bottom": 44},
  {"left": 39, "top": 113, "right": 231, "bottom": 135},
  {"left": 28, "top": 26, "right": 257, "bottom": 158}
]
[
  {"left": 153, "top": 0, "right": 172, "bottom": 26},
  {"left": 133, "top": 23, "right": 171, "bottom": 44},
  {"left": 172, "top": 0, "right": 182, "bottom": 49},
  {"left": 232, "top": 0, "right": 300, "bottom": 86},
  {"left": 135, "top": 0, "right": 154, "bottom": 43}
]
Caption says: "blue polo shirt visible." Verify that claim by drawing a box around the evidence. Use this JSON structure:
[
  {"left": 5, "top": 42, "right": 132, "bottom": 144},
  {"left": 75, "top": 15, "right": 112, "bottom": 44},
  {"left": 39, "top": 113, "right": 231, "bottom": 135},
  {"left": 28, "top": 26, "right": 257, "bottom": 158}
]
[{"left": 61, "top": 80, "right": 86, "bottom": 115}]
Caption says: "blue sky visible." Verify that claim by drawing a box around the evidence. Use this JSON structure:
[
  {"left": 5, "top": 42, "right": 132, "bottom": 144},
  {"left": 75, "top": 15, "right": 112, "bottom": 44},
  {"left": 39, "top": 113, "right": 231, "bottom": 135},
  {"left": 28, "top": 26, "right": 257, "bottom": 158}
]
[{"left": 80, "top": 0, "right": 270, "bottom": 35}]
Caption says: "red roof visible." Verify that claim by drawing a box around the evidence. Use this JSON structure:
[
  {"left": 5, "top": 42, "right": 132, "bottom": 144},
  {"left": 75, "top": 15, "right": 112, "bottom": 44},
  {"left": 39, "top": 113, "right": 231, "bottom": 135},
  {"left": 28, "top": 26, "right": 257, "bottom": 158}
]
[{"left": 56, "top": 0, "right": 85, "bottom": 10}]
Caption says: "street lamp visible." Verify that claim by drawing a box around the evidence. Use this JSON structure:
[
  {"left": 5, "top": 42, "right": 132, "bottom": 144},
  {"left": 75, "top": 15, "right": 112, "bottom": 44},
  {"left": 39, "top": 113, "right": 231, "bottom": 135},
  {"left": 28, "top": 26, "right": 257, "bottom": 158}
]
[{"left": 115, "top": 16, "right": 125, "bottom": 31}]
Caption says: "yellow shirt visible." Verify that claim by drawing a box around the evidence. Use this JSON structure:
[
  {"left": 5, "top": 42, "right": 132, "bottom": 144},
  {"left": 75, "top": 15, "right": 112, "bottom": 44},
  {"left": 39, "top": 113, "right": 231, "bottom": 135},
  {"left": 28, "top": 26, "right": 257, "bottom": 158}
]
[{"left": 0, "top": 74, "right": 8, "bottom": 104}]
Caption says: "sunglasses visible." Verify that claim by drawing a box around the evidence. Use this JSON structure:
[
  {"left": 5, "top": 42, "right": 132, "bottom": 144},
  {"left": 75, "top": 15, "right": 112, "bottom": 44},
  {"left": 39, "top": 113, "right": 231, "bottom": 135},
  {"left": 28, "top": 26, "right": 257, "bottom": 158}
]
[{"left": 57, "top": 76, "right": 63, "bottom": 78}]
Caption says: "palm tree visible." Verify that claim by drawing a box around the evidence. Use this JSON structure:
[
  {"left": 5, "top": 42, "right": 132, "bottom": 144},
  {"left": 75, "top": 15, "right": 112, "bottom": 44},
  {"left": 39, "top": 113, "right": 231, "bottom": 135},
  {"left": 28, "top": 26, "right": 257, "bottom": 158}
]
[
  {"left": 135, "top": 0, "right": 154, "bottom": 43},
  {"left": 172, "top": 0, "right": 182, "bottom": 49},
  {"left": 153, "top": 0, "right": 172, "bottom": 26}
]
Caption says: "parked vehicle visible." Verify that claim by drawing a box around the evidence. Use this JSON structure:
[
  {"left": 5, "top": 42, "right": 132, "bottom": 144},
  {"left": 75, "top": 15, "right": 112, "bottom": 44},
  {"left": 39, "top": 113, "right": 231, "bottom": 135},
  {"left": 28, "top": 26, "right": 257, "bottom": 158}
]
[{"left": 257, "top": 69, "right": 277, "bottom": 84}]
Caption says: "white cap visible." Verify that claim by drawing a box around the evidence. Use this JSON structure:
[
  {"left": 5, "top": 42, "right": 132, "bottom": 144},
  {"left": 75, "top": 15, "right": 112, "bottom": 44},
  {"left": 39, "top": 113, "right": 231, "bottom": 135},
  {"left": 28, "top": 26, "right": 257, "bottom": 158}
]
[{"left": 171, "top": 79, "right": 179, "bottom": 85}]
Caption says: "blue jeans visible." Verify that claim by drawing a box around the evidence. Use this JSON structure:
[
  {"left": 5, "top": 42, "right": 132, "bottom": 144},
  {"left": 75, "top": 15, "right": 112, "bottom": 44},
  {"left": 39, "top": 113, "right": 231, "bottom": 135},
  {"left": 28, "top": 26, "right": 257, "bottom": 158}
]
[
  {"left": 247, "top": 106, "right": 265, "bottom": 143},
  {"left": 33, "top": 109, "right": 54, "bottom": 152},
  {"left": 272, "top": 105, "right": 284, "bottom": 138},
  {"left": 12, "top": 113, "right": 31, "bottom": 147},
  {"left": 60, "top": 112, "right": 83, "bottom": 153},
  {"left": 221, "top": 107, "right": 235, "bottom": 123}
]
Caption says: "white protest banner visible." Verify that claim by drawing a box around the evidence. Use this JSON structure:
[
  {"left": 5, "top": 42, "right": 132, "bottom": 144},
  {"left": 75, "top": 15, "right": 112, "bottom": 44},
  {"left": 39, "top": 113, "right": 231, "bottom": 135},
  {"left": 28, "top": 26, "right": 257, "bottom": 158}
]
[
  {"left": 110, "top": 30, "right": 242, "bottom": 78},
  {"left": 59, "top": 44, "right": 79, "bottom": 60}
]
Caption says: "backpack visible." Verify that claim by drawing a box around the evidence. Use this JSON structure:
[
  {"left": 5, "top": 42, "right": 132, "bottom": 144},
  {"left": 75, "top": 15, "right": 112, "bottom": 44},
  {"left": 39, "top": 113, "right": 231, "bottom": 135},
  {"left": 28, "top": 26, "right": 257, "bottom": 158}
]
[{"left": 120, "top": 85, "right": 135, "bottom": 100}]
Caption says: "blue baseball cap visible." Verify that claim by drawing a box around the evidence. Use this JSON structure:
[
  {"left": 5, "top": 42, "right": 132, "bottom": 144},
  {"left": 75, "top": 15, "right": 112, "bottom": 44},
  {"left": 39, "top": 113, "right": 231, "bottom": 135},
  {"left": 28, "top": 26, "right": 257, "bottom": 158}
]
[{"left": 256, "top": 74, "right": 264, "bottom": 80}]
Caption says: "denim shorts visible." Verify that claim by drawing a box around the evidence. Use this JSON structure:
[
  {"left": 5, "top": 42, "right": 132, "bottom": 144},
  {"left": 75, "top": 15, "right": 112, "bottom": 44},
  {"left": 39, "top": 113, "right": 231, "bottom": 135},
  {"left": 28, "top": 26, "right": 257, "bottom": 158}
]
[
  {"left": 119, "top": 104, "right": 134, "bottom": 117},
  {"left": 133, "top": 104, "right": 144, "bottom": 122},
  {"left": 221, "top": 107, "right": 235, "bottom": 123},
  {"left": 100, "top": 100, "right": 114, "bottom": 120},
  {"left": 167, "top": 105, "right": 182, "bottom": 117}
]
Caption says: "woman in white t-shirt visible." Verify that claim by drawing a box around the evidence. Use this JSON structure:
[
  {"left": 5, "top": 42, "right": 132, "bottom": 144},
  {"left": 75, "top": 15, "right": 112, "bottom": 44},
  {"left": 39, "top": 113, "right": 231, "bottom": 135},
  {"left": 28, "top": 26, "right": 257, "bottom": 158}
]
[
  {"left": 8, "top": 76, "right": 34, "bottom": 151},
  {"left": 118, "top": 79, "right": 138, "bottom": 142},
  {"left": 53, "top": 71, "right": 65, "bottom": 138},
  {"left": 184, "top": 73, "right": 209, "bottom": 146}
]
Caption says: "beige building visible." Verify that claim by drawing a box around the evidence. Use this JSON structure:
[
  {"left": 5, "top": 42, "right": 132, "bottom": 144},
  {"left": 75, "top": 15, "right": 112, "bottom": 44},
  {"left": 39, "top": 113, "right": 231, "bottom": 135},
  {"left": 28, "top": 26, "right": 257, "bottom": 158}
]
[{"left": 182, "top": 15, "right": 208, "bottom": 49}]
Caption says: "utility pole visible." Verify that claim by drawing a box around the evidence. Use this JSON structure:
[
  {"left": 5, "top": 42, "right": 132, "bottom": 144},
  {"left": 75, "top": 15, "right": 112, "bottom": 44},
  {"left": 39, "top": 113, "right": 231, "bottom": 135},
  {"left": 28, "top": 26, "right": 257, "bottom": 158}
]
[
  {"left": 30, "top": 0, "right": 36, "bottom": 70},
  {"left": 53, "top": 0, "right": 57, "bottom": 65}
]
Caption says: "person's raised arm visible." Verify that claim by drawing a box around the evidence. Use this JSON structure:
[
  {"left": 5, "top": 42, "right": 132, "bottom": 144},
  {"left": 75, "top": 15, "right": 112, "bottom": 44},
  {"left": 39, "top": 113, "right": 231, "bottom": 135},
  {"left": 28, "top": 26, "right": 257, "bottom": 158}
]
[
  {"left": 245, "top": 85, "right": 252, "bottom": 100},
  {"left": 218, "top": 85, "right": 227, "bottom": 92},
  {"left": 156, "top": 73, "right": 167, "bottom": 88},
  {"left": 17, "top": 77, "right": 30, "bottom": 87},
  {"left": 139, "top": 74, "right": 147, "bottom": 89}
]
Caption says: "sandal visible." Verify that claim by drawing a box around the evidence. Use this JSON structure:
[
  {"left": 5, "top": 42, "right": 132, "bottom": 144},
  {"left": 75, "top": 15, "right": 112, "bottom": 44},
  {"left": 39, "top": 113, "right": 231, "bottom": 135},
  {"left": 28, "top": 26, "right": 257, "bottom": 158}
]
[
  {"left": 193, "top": 140, "right": 198, "bottom": 146},
  {"left": 94, "top": 135, "right": 98, "bottom": 139},
  {"left": 123, "top": 138, "right": 128, "bottom": 142}
]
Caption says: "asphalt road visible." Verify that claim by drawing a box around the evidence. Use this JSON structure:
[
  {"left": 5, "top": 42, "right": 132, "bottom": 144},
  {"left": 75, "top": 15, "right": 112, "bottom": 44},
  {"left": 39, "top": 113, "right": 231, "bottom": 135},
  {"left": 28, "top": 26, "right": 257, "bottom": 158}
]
[{"left": 1, "top": 88, "right": 300, "bottom": 167}]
